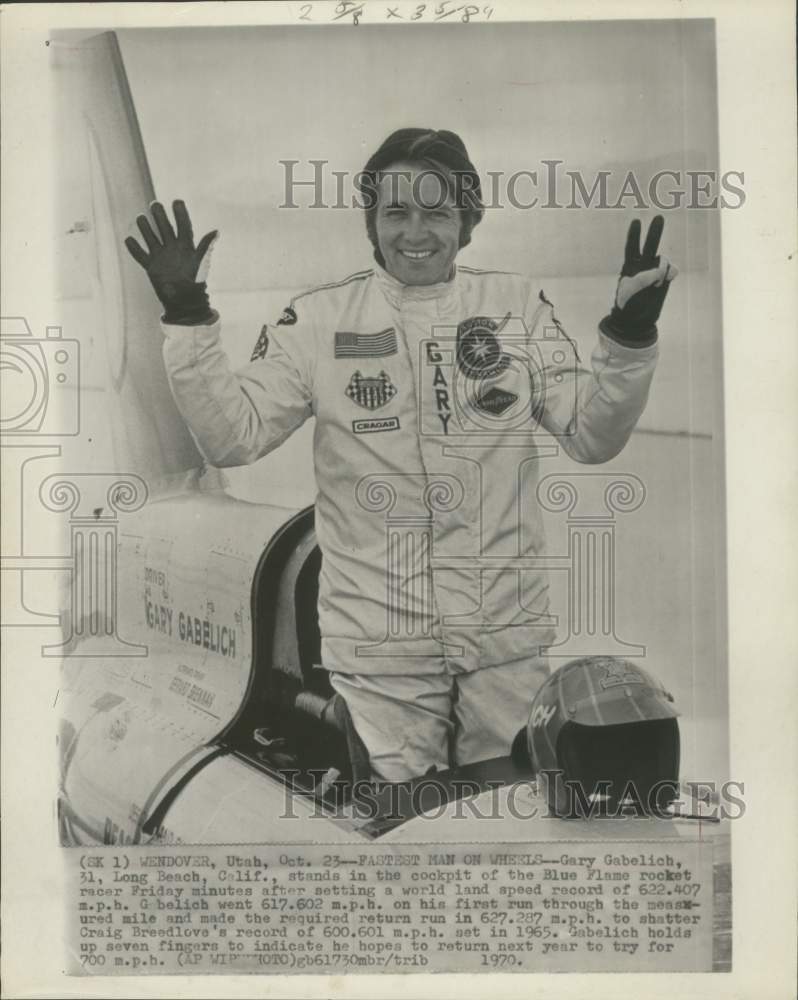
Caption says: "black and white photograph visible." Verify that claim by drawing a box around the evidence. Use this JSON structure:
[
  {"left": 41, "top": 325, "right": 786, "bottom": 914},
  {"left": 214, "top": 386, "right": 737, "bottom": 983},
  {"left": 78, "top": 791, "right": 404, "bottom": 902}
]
[{"left": 1, "top": 1, "right": 796, "bottom": 997}]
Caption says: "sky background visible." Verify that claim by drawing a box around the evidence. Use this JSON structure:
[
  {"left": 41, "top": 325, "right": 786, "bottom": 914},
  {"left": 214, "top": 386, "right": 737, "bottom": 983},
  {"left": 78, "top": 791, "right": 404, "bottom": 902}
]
[{"left": 114, "top": 20, "right": 718, "bottom": 291}]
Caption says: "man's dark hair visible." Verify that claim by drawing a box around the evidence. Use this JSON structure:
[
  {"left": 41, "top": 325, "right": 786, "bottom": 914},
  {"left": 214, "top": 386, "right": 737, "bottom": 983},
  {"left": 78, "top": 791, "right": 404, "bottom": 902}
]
[{"left": 357, "top": 128, "right": 484, "bottom": 268}]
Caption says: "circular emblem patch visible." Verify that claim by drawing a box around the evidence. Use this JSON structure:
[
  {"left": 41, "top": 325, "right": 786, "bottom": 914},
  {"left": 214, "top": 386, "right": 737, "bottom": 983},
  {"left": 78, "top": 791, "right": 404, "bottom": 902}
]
[{"left": 456, "top": 316, "right": 512, "bottom": 379}]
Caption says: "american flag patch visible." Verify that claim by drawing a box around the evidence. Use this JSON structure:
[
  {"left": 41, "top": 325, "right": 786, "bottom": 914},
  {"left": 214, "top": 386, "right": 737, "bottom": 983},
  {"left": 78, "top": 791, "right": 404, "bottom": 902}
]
[{"left": 335, "top": 328, "right": 397, "bottom": 358}]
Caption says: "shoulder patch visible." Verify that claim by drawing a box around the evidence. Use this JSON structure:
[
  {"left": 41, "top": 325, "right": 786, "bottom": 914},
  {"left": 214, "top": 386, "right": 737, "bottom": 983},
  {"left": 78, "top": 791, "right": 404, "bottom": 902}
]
[
  {"left": 250, "top": 325, "right": 270, "bottom": 361},
  {"left": 276, "top": 306, "right": 297, "bottom": 326}
]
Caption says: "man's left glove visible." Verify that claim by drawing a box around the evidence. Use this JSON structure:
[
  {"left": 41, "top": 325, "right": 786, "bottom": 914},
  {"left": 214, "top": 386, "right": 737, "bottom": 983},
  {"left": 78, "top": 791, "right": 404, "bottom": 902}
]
[
  {"left": 600, "top": 215, "right": 678, "bottom": 348},
  {"left": 125, "top": 200, "right": 218, "bottom": 325}
]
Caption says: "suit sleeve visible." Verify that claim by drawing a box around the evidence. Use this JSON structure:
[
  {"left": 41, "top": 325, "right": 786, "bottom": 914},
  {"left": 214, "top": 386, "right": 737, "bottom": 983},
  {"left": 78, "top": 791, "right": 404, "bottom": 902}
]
[
  {"left": 528, "top": 292, "right": 658, "bottom": 464},
  {"left": 161, "top": 313, "right": 314, "bottom": 468}
]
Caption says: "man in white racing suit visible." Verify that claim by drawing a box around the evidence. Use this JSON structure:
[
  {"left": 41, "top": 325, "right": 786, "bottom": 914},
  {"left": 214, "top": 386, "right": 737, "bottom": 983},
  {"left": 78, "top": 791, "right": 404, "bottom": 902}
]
[{"left": 125, "top": 128, "right": 676, "bottom": 781}]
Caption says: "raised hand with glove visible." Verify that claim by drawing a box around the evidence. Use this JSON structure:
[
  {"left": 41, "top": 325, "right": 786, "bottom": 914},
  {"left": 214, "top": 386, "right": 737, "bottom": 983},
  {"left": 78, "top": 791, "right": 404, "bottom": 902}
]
[
  {"left": 600, "top": 215, "right": 678, "bottom": 348},
  {"left": 125, "top": 200, "right": 218, "bottom": 326}
]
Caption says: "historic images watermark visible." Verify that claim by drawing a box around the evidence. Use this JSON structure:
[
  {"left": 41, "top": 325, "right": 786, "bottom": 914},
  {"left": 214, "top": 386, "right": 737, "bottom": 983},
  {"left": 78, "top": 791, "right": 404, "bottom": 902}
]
[
  {"left": 279, "top": 162, "right": 746, "bottom": 211},
  {"left": 351, "top": 306, "right": 650, "bottom": 662},
  {"left": 278, "top": 773, "right": 746, "bottom": 824},
  {"left": 0, "top": 315, "right": 148, "bottom": 655}
]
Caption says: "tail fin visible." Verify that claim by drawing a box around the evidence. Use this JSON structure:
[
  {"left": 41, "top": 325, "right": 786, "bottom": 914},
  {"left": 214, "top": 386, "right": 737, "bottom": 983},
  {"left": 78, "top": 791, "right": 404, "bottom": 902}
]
[{"left": 54, "top": 31, "right": 206, "bottom": 488}]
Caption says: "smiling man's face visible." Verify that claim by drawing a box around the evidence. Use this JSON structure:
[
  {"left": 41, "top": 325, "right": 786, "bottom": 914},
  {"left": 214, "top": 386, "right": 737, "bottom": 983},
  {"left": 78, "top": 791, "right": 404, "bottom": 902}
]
[{"left": 374, "top": 162, "right": 462, "bottom": 286}]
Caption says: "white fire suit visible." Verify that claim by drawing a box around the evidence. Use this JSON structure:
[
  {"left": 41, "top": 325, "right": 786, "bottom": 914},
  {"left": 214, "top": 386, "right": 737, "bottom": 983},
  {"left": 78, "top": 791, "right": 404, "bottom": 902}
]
[{"left": 162, "top": 264, "right": 658, "bottom": 772}]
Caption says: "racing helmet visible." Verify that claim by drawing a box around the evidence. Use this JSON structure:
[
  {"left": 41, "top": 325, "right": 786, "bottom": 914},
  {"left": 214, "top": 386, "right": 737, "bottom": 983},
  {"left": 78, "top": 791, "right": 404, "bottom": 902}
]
[{"left": 520, "top": 656, "right": 680, "bottom": 817}]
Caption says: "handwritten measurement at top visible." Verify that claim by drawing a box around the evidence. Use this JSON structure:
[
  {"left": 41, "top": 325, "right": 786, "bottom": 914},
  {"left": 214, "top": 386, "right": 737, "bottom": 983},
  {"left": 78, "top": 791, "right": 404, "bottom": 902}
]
[{"left": 297, "top": 2, "right": 496, "bottom": 25}]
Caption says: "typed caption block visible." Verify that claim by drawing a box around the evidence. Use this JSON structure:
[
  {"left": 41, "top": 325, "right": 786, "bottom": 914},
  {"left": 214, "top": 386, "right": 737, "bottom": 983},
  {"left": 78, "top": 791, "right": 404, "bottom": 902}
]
[{"left": 69, "top": 840, "right": 713, "bottom": 975}]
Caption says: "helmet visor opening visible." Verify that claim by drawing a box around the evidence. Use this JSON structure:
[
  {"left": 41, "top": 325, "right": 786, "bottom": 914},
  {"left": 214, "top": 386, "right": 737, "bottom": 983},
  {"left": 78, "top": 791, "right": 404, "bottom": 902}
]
[{"left": 552, "top": 718, "right": 680, "bottom": 817}]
